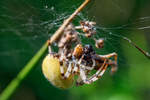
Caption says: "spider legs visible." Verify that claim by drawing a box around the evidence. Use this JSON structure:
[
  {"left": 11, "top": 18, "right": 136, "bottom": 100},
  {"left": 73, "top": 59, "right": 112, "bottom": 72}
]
[
  {"left": 60, "top": 59, "right": 80, "bottom": 79},
  {"left": 71, "top": 59, "right": 79, "bottom": 74},
  {"left": 79, "top": 68, "right": 88, "bottom": 83},
  {"left": 60, "top": 62, "right": 65, "bottom": 76},
  {"left": 63, "top": 62, "right": 73, "bottom": 79},
  {"left": 47, "top": 40, "right": 52, "bottom": 54},
  {"left": 78, "top": 59, "right": 108, "bottom": 85},
  {"left": 99, "top": 52, "right": 117, "bottom": 63},
  {"left": 99, "top": 52, "right": 118, "bottom": 74},
  {"left": 59, "top": 52, "right": 66, "bottom": 77},
  {"left": 88, "top": 61, "right": 108, "bottom": 83},
  {"left": 59, "top": 61, "right": 73, "bottom": 79},
  {"left": 72, "top": 63, "right": 79, "bottom": 74},
  {"left": 76, "top": 57, "right": 96, "bottom": 85}
]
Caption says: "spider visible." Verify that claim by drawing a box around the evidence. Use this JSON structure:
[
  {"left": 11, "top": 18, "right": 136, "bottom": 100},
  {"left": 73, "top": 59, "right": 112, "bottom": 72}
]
[
  {"left": 75, "top": 21, "right": 96, "bottom": 37},
  {"left": 42, "top": 21, "right": 118, "bottom": 89}
]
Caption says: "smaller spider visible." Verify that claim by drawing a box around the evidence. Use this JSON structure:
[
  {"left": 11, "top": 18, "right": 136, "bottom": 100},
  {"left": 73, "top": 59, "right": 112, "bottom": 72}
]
[{"left": 75, "top": 21, "right": 96, "bottom": 37}]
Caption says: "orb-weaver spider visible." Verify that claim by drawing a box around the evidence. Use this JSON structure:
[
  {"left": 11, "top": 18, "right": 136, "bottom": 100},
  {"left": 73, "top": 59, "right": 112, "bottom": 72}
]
[{"left": 42, "top": 21, "right": 118, "bottom": 89}]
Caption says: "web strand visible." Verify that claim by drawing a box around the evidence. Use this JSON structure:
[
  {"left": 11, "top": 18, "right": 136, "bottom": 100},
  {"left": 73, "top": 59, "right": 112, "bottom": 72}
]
[{"left": 106, "top": 31, "right": 150, "bottom": 59}]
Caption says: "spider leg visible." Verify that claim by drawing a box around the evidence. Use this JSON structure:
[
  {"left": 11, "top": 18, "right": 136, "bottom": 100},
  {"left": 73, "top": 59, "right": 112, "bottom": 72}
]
[
  {"left": 47, "top": 40, "right": 52, "bottom": 54},
  {"left": 60, "top": 62, "right": 65, "bottom": 77},
  {"left": 60, "top": 44, "right": 74, "bottom": 77},
  {"left": 77, "top": 55, "right": 88, "bottom": 83},
  {"left": 76, "top": 69, "right": 91, "bottom": 86},
  {"left": 88, "top": 64, "right": 108, "bottom": 83},
  {"left": 99, "top": 52, "right": 118, "bottom": 74},
  {"left": 80, "top": 67, "right": 88, "bottom": 83},
  {"left": 76, "top": 60, "right": 96, "bottom": 86},
  {"left": 77, "top": 55, "right": 95, "bottom": 84},
  {"left": 72, "top": 62, "right": 79, "bottom": 74},
  {"left": 99, "top": 52, "right": 117, "bottom": 62},
  {"left": 108, "top": 59, "right": 118, "bottom": 74},
  {"left": 59, "top": 54, "right": 66, "bottom": 77},
  {"left": 79, "top": 59, "right": 107, "bottom": 84},
  {"left": 88, "top": 59, "right": 107, "bottom": 80},
  {"left": 79, "top": 65, "right": 96, "bottom": 84},
  {"left": 63, "top": 62, "right": 73, "bottom": 79}
]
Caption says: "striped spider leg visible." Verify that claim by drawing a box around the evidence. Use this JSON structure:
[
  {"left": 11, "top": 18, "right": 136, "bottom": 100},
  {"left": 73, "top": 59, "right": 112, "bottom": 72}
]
[
  {"left": 58, "top": 44, "right": 82, "bottom": 79},
  {"left": 71, "top": 55, "right": 95, "bottom": 75},
  {"left": 84, "top": 53, "right": 118, "bottom": 84},
  {"left": 76, "top": 47, "right": 117, "bottom": 85},
  {"left": 88, "top": 59, "right": 108, "bottom": 82},
  {"left": 62, "top": 61, "right": 73, "bottom": 79},
  {"left": 77, "top": 58, "right": 97, "bottom": 85},
  {"left": 75, "top": 44, "right": 98, "bottom": 85},
  {"left": 60, "top": 45, "right": 83, "bottom": 79},
  {"left": 60, "top": 44, "right": 82, "bottom": 79},
  {"left": 78, "top": 59, "right": 108, "bottom": 85},
  {"left": 72, "top": 60, "right": 79, "bottom": 74},
  {"left": 59, "top": 46, "right": 73, "bottom": 79},
  {"left": 99, "top": 52, "right": 118, "bottom": 74}
]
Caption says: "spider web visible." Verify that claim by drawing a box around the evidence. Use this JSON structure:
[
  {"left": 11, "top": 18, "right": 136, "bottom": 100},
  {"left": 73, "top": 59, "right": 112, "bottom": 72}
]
[
  {"left": 0, "top": 0, "right": 150, "bottom": 72},
  {"left": 0, "top": 1, "right": 150, "bottom": 100}
]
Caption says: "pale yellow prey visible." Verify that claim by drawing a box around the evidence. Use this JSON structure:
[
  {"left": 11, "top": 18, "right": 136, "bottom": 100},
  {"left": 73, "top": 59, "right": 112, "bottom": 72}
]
[{"left": 42, "top": 55, "right": 74, "bottom": 89}]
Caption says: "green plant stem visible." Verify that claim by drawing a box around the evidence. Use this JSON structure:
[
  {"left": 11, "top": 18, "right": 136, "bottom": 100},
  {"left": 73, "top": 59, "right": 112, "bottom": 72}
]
[{"left": 0, "top": 42, "right": 48, "bottom": 100}]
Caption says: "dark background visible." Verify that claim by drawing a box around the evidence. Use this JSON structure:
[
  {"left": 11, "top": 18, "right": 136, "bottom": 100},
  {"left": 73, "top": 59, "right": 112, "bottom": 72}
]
[{"left": 0, "top": 0, "right": 150, "bottom": 100}]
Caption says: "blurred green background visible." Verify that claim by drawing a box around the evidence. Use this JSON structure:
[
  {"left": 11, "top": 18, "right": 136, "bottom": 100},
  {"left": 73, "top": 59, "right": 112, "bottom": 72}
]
[{"left": 0, "top": 0, "right": 150, "bottom": 100}]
